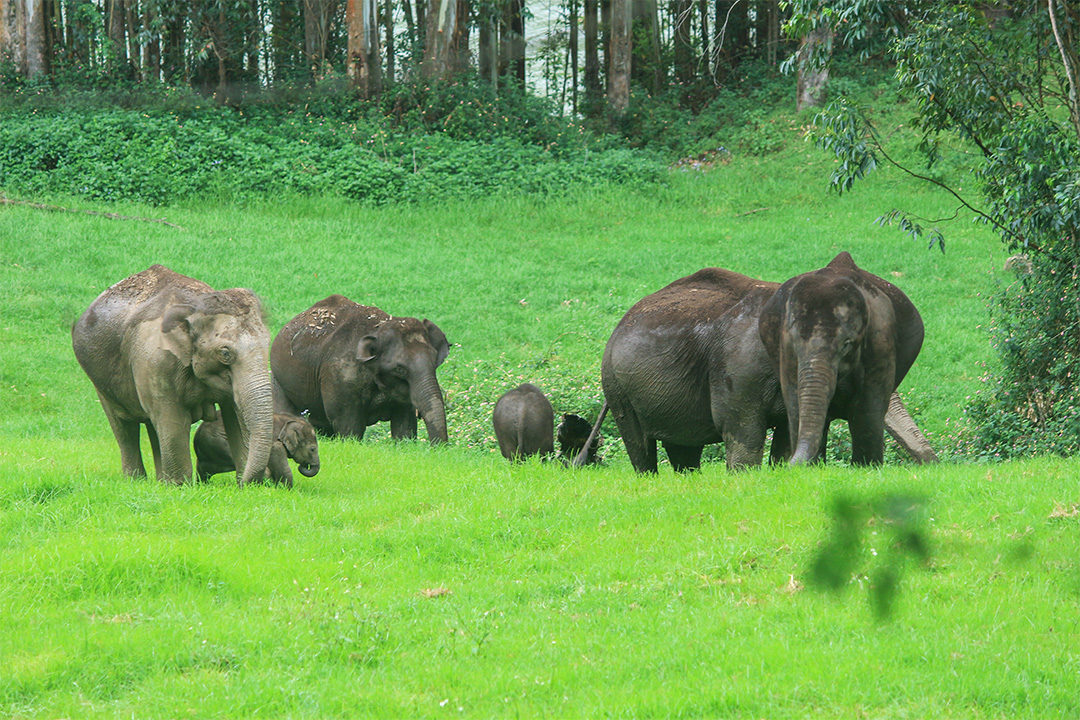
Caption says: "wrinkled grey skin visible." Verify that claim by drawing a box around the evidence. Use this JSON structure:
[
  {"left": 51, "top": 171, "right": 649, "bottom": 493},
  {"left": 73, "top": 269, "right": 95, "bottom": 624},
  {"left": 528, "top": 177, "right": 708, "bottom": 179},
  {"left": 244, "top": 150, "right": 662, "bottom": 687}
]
[
  {"left": 72, "top": 265, "right": 274, "bottom": 485},
  {"left": 601, "top": 267, "right": 790, "bottom": 473},
  {"left": 271, "top": 295, "right": 450, "bottom": 443},
  {"left": 194, "top": 412, "right": 320, "bottom": 488},
  {"left": 759, "top": 251, "right": 925, "bottom": 466},
  {"left": 492, "top": 383, "right": 555, "bottom": 461}
]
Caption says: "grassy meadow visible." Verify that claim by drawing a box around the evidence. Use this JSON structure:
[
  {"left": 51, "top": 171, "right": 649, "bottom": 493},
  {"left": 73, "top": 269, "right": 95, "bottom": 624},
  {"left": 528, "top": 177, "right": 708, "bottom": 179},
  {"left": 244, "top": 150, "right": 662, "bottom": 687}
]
[{"left": 3, "top": 138, "right": 1080, "bottom": 718}]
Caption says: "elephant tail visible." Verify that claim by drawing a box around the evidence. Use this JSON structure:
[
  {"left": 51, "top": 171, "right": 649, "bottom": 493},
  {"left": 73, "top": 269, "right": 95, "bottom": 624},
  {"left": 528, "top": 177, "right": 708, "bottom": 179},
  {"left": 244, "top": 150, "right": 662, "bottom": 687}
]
[{"left": 572, "top": 401, "right": 608, "bottom": 468}]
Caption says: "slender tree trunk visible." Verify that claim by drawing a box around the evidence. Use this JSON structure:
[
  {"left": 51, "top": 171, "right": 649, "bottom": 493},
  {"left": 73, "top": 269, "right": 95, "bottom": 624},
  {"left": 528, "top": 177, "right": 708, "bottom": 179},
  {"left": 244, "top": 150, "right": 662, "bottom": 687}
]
[
  {"left": 161, "top": 2, "right": 184, "bottom": 84},
  {"left": 126, "top": 0, "right": 142, "bottom": 80},
  {"left": 107, "top": 0, "right": 127, "bottom": 71},
  {"left": 569, "top": 0, "right": 578, "bottom": 111},
  {"left": 24, "top": 0, "right": 47, "bottom": 80},
  {"left": 795, "top": 21, "right": 832, "bottom": 110},
  {"left": 608, "top": 0, "right": 631, "bottom": 113},
  {"left": 498, "top": 0, "right": 524, "bottom": 84},
  {"left": 698, "top": 0, "right": 709, "bottom": 81},
  {"left": 1048, "top": 0, "right": 1080, "bottom": 139},
  {"left": 384, "top": 0, "right": 394, "bottom": 83},
  {"left": 422, "top": 0, "right": 455, "bottom": 78},
  {"left": 478, "top": 14, "right": 494, "bottom": 84},
  {"left": 346, "top": 0, "right": 381, "bottom": 97},
  {"left": 583, "top": 0, "right": 599, "bottom": 103},
  {"left": 145, "top": 1, "right": 161, "bottom": 82},
  {"left": 673, "top": 0, "right": 693, "bottom": 85},
  {"left": 304, "top": 0, "right": 336, "bottom": 78},
  {"left": 0, "top": 0, "right": 24, "bottom": 75}
]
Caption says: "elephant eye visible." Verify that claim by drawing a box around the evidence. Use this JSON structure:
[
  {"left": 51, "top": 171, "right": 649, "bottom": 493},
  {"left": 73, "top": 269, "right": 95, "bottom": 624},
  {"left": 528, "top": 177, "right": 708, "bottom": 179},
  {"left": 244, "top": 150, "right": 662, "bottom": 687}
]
[
  {"left": 392, "top": 365, "right": 409, "bottom": 379},
  {"left": 217, "top": 346, "right": 237, "bottom": 365}
]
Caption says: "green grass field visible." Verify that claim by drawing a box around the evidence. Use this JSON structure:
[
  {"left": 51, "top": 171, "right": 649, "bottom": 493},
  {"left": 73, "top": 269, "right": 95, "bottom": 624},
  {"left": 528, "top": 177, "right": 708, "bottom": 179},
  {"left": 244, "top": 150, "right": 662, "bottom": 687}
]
[{"left": 3, "top": 138, "right": 1079, "bottom": 717}]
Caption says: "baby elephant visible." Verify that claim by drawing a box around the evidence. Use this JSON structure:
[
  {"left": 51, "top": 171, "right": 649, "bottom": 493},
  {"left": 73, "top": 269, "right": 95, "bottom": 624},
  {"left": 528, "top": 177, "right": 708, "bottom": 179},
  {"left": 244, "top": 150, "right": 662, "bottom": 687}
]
[
  {"left": 493, "top": 383, "right": 555, "bottom": 461},
  {"left": 194, "top": 412, "right": 320, "bottom": 488},
  {"left": 557, "top": 413, "right": 602, "bottom": 465}
]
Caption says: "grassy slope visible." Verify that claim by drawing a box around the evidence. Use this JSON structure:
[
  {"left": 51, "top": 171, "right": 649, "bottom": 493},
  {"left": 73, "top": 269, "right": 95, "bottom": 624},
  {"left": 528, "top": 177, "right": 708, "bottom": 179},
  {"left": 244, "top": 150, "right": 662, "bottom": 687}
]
[{"left": 3, "top": 130, "right": 1079, "bottom": 718}]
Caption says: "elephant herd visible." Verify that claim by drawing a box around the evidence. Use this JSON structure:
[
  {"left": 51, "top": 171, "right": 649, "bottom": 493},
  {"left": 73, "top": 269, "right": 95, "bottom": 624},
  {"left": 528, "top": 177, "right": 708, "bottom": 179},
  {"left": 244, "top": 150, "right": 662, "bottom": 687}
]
[{"left": 72, "top": 253, "right": 935, "bottom": 487}]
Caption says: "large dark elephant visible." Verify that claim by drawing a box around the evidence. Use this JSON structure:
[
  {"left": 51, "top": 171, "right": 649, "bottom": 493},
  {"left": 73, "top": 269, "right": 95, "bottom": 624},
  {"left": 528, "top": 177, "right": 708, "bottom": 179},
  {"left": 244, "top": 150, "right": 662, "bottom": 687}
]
[
  {"left": 601, "top": 267, "right": 790, "bottom": 473},
  {"left": 194, "top": 412, "right": 320, "bottom": 488},
  {"left": 72, "top": 265, "right": 275, "bottom": 485},
  {"left": 598, "top": 260, "right": 935, "bottom": 473},
  {"left": 271, "top": 295, "right": 450, "bottom": 443},
  {"left": 492, "top": 383, "right": 555, "bottom": 461},
  {"left": 758, "top": 251, "right": 925, "bottom": 465}
]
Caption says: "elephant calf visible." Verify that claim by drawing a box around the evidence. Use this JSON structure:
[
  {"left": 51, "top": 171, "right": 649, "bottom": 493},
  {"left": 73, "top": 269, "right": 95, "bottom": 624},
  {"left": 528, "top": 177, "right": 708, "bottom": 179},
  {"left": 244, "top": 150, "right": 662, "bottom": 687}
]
[
  {"left": 557, "top": 412, "right": 602, "bottom": 465},
  {"left": 493, "top": 383, "right": 555, "bottom": 461},
  {"left": 194, "top": 412, "right": 320, "bottom": 488}
]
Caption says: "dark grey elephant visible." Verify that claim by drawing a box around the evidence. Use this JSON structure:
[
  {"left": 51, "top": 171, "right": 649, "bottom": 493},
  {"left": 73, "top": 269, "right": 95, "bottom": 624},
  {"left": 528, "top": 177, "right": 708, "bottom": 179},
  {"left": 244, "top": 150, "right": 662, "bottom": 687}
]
[
  {"left": 72, "top": 265, "right": 275, "bottom": 485},
  {"left": 492, "top": 383, "right": 555, "bottom": 461},
  {"left": 758, "top": 251, "right": 925, "bottom": 466},
  {"left": 194, "top": 412, "right": 320, "bottom": 488},
  {"left": 601, "top": 267, "right": 790, "bottom": 473},
  {"left": 271, "top": 295, "right": 450, "bottom": 443}
]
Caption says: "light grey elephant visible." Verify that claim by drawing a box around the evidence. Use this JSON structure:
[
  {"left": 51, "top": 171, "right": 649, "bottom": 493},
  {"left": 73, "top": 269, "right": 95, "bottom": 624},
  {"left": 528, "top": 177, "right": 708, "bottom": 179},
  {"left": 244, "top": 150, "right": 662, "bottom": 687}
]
[{"left": 72, "top": 265, "right": 275, "bottom": 485}]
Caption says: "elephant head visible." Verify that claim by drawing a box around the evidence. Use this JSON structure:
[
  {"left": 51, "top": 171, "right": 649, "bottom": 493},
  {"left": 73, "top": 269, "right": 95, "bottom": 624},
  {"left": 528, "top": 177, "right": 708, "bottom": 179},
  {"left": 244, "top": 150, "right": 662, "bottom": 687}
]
[
  {"left": 278, "top": 415, "right": 321, "bottom": 477},
  {"left": 759, "top": 252, "right": 924, "bottom": 466},
  {"left": 357, "top": 316, "right": 450, "bottom": 444},
  {"left": 159, "top": 289, "right": 275, "bottom": 484}
]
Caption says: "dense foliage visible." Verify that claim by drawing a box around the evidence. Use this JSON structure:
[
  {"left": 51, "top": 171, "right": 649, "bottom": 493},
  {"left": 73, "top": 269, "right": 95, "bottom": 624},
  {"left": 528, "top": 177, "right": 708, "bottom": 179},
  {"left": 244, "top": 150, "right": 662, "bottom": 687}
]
[
  {"left": 0, "top": 80, "right": 667, "bottom": 206},
  {"left": 811, "top": 1, "right": 1080, "bottom": 459}
]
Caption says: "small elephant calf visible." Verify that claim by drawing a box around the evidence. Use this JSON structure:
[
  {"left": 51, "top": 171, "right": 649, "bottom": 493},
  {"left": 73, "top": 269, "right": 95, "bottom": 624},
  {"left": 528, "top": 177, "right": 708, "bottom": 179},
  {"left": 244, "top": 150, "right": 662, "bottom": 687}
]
[
  {"left": 194, "top": 412, "right": 320, "bottom": 488},
  {"left": 557, "top": 413, "right": 602, "bottom": 465},
  {"left": 493, "top": 383, "right": 555, "bottom": 461}
]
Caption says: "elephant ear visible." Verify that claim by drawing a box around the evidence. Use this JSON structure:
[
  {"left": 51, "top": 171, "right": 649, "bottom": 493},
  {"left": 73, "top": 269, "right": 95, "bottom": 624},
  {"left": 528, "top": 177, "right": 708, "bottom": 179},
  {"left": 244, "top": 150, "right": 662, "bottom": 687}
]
[
  {"left": 160, "top": 303, "right": 196, "bottom": 365},
  {"left": 356, "top": 334, "right": 380, "bottom": 362},
  {"left": 826, "top": 251, "right": 858, "bottom": 271},
  {"left": 423, "top": 319, "right": 450, "bottom": 367},
  {"left": 278, "top": 419, "right": 302, "bottom": 457}
]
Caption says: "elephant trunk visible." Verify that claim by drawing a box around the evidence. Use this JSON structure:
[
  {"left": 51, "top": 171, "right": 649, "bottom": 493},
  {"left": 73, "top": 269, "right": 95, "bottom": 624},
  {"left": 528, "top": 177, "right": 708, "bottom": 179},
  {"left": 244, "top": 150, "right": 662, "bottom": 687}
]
[
  {"left": 298, "top": 461, "right": 320, "bottom": 478},
  {"left": 790, "top": 358, "right": 837, "bottom": 465},
  {"left": 232, "top": 367, "right": 275, "bottom": 485},
  {"left": 411, "top": 373, "right": 448, "bottom": 444}
]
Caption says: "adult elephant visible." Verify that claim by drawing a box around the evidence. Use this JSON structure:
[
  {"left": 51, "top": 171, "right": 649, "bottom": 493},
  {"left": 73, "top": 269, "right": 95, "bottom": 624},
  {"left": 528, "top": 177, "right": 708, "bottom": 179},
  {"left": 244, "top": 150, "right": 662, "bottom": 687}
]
[
  {"left": 271, "top": 295, "right": 450, "bottom": 443},
  {"left": 758, "top": 251, "right": 925, "bottom": 466},
  {"left": 601, "top": 267, "right": 790, "bottom": 473},
  {"left": 72, "top": 265, "right": 275, "bottom": 485}
]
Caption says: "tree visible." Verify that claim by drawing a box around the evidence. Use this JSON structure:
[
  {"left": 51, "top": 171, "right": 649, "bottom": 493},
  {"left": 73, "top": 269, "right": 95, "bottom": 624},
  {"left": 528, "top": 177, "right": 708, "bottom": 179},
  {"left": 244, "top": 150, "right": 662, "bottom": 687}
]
[
  {"left": 608, "top": 0, "right": 630, "bottom": 113},
  {"left": 813, "top": 1, "right": 1080, "bottom": 457},
  {"left": 345, "top": 0, "right": 381, "bottom": 96}
]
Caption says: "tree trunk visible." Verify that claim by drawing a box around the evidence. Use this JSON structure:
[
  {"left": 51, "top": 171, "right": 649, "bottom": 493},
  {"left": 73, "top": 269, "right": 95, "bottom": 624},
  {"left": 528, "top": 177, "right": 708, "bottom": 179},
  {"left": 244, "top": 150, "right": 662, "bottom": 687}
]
[
  {"left": 304, "top": 0, "right": 336, "bottom": 78},
  {"left": 21, "top": 0, "right": 46, "bottom": 80},
  {"left": 107, "top": 0, "right": 127, "bottom": 72},
  {"left": 796, "top": 20, "right": 832, "bottom": 111},
  {"left": 478, "top": 15, "right": 495, "bottom": 84},
  {"left": 498, "top": 0, "right": 524, "bottom": 84},
  {"left": 383, "top": 0, "right": 394, "bottom": 83},
  {"left": 1048, "top": 0, "right": 1080, "bottom": 139},
  {"left": 422, "top": 0, "right": 456, "bottom": 79},
  {"left": 673, "top": 0, "right": 693, "bottom": 85},
  {"left": 631, "top": 0, "right": 661, "bottom": 92},
  {"left": 161, "top": 3, "right": 184, "bottom": 84},
  {"left": 583, "top": 0, "right": 599, "bottom": 104},
  {"left": 608, "top": 0, "right": 631, "bottom": 114},
  {"left": 346, "top": 0, "right": 381, "bottom": 97}
]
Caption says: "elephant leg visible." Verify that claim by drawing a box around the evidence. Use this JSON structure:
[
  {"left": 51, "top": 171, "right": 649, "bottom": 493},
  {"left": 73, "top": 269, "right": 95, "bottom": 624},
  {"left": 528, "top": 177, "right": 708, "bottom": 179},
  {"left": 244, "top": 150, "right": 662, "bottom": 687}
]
[
  {"left": 145, "top": 423, "right": 163, "bottom": 477},
  {"left": 613, "top": 407, "right": 658, "bottom": 473},
  {"left": 849, "top": 392, "right": 889, "bottom": 466},
  {"left": 724, "top": 427, "right": 767, "bottom": 471},
  {"left": 390, "top": 408, "right": 419, "bottom": 440},
  {"left": 267, "top": 445, "right": 294, "bottom": 489},
  {"left": 151, "top": 411, "right": 194, "bottom": 484},
  {"left": 663, "top": 442, "right": 703, "bottom": 472},
  {"left": 98, "top": 393, "right": 146, "bottom": 478},
  {"left": 767, "top": 423, "right": 791, "bottom": 465}
]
